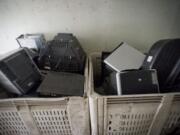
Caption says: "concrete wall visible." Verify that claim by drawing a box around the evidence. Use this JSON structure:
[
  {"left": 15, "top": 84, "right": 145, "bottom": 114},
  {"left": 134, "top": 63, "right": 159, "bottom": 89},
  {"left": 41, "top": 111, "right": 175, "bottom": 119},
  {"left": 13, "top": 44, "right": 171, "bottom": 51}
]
[{"left": 0, "top": 0, "right": 179, "bottom": 54}]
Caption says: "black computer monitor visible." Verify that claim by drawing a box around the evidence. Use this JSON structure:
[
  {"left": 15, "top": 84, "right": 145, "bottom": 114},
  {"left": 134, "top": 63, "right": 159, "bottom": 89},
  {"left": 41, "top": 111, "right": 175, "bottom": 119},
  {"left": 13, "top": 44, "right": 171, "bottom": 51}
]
[
  {"left": 142, "top": 39, "right": 180, "bottom": 92},
  {"left": 0, "top": 48, "right": 42, "bottom": 95}
]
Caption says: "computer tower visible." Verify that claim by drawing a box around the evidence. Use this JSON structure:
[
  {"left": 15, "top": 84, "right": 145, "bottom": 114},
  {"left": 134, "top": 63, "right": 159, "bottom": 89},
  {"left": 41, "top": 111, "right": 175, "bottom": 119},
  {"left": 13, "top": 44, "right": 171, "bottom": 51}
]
[
  {"left": 116, "top": 69, "right": 159, "bottom": 95},
  {"left": 0, "top": 48, "right": 42, "bottom": 95},
  {"left": 104, "top": 42, "right": 145, "bottom": 72}
]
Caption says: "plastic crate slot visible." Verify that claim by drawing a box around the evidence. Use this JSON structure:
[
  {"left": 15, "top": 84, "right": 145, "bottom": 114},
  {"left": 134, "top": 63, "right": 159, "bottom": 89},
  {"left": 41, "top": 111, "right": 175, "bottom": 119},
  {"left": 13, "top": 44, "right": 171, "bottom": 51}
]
[
  {"left": 161, "top": 108, "right": 180, "bottom": 135},
  {"left": 173, "top": 95, "right": 180, "bottom": 102},
  {"left": 0, "top": 111, "right": 30, "bottom": 135},
  {"left": 31, "top": 109, "right": 72, "bottom": 135},
  {"left": 106, "top": 102, "right": 158, "bottom": 135},
  {"left": 107, "top": 97, "right": 162, "bottom": 104}
]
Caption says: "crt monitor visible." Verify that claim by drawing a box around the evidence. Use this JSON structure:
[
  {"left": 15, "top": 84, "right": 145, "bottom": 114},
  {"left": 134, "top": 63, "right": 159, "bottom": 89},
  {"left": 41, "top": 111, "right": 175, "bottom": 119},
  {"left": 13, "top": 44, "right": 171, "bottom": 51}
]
[{"left": 0, "top": 48, "right": 42, "bottom": 95}]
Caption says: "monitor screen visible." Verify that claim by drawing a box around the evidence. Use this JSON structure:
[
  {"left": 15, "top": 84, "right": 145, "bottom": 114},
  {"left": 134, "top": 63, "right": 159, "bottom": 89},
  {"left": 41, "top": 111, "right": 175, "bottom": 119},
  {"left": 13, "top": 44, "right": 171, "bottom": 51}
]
[
  {"left": 5, "top": 51, "right": 34, "bottom": 81},
  {"left": 0, "top": 49, "right": 41, "bottom": 95}
]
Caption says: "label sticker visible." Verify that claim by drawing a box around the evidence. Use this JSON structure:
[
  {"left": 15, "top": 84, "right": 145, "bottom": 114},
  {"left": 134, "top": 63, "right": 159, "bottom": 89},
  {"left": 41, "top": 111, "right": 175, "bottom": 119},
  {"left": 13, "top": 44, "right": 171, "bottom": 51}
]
[
  {"left": 151, "top": 72, "right": 158, "bottom": 84},
  {"left": 147, "top": 56, "right": 153, "bottom": 62}
]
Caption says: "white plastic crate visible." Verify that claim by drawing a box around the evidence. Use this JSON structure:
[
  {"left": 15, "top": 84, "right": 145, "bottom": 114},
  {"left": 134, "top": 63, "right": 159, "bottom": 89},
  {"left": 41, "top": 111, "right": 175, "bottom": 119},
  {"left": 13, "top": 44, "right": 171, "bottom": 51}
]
[
  {"left": 160, "top": 95, "right": 180, "bottom": 135},
  {"left": 89, "top": 52, "right": 180, "bottom": 135},
  {"left": 0, "top": 59, "right": 90, "bottom": 135}
]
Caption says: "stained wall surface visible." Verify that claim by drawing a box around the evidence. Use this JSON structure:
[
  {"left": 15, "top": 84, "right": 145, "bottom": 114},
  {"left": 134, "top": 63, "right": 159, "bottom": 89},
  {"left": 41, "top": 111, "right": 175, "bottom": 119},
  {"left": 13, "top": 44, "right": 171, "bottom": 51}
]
[{"left": 0, "top": 0, "right": 179, "bottom": 54}]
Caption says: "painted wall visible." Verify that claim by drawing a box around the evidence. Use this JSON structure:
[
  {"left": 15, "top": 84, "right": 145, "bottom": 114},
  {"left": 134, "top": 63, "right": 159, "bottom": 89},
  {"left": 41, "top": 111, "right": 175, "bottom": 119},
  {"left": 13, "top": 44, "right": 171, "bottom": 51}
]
[{"left": 0, "top": 0, "right": 179, "bottom": 54}]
